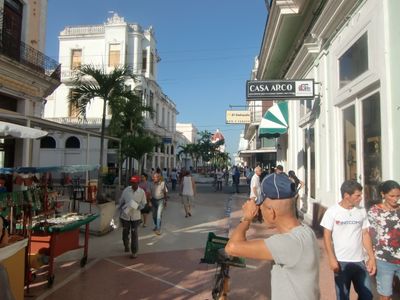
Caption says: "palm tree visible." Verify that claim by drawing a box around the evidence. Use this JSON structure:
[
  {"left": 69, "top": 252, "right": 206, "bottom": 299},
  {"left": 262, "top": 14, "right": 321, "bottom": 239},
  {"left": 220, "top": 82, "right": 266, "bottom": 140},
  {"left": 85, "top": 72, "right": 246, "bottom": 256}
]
[
  {"left": 121, "top": 135, "right": 158, "bottom": 183},
  {"left": 70, "top": 65, "right": 134, "bottom": 199}
]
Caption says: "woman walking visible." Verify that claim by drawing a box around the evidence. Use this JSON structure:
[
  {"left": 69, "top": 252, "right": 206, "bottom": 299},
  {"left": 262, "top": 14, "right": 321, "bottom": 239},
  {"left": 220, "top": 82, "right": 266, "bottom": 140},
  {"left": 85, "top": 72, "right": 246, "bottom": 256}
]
[
  {"left": 180, "top": 170, "right": 196, "bottom": 217},
  {"left": 368, "top": 180, "right": 400, "bottom": 300},
  {"left": 139, "top": 174, "right": 152, "bottom": 227}
]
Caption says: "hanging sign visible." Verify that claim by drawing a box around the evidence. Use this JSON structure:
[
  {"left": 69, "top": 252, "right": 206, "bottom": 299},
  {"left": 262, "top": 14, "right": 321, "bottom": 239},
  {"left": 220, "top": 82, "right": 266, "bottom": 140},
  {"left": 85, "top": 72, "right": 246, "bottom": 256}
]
[
  {"left": 246, "top": 79, "right": 314, "bottom": 99},
  {"left": 226, "top": 110, "right": 251, "bottom": 124}
]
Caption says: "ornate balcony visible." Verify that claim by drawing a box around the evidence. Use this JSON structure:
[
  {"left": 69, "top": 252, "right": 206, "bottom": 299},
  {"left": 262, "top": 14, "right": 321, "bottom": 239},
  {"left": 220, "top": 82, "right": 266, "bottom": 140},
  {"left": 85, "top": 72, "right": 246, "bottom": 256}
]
[{"left": 0, "top": 31, "right": 61, "bottom": 81}]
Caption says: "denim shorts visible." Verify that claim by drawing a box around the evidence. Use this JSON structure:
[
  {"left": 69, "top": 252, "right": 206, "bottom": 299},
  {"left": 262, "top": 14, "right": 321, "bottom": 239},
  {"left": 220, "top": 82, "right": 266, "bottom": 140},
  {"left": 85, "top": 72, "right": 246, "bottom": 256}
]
[{"left": 376, "top": 259, "right": 400, "bottom": 296}]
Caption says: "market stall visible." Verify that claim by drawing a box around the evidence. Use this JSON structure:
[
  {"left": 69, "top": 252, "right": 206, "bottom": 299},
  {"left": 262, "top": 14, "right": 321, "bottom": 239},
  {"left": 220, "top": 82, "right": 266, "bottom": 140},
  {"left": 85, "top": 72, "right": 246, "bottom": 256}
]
[
  {"left": 0, "top": 165, "right": 100, "bottom": 289},
  {"left": 29, "top": 213, "right": 98, "bottom": 286}
]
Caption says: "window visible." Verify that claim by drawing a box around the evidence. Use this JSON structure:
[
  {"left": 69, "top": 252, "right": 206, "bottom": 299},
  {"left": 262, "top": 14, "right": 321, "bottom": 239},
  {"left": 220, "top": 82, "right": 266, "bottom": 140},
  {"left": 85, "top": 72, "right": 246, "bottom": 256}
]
[
  {"left": 162, "top": 107, "right": 165, "bottom": 127},
  {"left": 150, "top": 92, "right": 154, "bottom": 119},
  {"left": 71, "top": 49, "right": 82, "bottom": 69},
  {"left": 339, "top": 33, "right": 368, "bottom": 88},
  {"left": 3, "top": 0, "right": 23, "bottom": 59},
  {"left": 142, "top": 50, "right": 147, "bottom": 73},
  {"left": 150, "top": 52, "right": 155, "bottom": 75},
  {"left": 65, "top": 136, "right": 80, "bottom": 149},
  {"left": 156, "top": 103, "right": 160, "bottom": 125},
  {"left": 108, "top": 44, "right": 120, "bottom": 67},
  {"left": 68, "top": 90, "right": 80, "bottom": 117},
  {"left": 40, "top": 136, "right": 56, "bottom": 148}
]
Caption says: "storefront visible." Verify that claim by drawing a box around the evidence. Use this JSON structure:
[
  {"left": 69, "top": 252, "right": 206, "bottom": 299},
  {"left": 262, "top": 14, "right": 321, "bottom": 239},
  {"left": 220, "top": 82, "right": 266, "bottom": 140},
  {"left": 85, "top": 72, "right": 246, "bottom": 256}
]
[{"left": 255, "top": 0, "right": 400, "bottom": 224}]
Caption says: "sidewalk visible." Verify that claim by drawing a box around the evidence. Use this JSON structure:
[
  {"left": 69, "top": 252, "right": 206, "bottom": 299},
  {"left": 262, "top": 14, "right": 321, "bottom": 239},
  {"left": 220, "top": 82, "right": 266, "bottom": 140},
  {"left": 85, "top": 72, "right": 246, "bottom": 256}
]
[{"left": 24, "top": 183, "right": 383, "bottom": 299}]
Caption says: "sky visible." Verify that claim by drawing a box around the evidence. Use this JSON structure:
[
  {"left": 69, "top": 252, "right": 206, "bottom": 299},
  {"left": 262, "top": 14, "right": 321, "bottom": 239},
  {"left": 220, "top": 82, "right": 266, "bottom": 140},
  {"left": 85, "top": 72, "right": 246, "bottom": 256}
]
[{"left": 45, "top": 0, "right": 267, "bottom": 156}]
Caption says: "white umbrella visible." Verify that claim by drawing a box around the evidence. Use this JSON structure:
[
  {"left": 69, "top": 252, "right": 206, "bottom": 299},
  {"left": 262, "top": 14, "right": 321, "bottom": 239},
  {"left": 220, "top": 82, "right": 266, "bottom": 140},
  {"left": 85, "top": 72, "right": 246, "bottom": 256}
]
[{"left": 0, "top": 121, "right": 48, "bottom": 139}]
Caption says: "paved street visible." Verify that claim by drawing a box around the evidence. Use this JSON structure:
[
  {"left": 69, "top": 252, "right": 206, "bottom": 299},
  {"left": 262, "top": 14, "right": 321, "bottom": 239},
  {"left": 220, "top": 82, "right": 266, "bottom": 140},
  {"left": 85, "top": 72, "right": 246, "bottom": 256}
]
[{"left": 24, "top": 182, "right": 380, "bottom": 300}]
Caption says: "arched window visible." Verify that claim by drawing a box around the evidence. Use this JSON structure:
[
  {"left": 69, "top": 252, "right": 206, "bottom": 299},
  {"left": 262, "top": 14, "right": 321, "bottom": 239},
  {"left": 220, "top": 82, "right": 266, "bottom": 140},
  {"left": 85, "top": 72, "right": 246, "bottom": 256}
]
[
  {"left": 40, "top": 136, "right": 56, "bottom": 148},
  {"left": 65, "top": 136, "right": 80, "bottom": 149}
]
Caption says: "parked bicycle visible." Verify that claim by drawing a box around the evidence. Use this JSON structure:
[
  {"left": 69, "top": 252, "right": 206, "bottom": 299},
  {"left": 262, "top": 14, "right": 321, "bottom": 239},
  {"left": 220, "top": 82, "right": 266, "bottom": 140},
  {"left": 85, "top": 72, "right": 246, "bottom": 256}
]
[{"left": 201, "top": 232, "right": 246, "bottom": 300}]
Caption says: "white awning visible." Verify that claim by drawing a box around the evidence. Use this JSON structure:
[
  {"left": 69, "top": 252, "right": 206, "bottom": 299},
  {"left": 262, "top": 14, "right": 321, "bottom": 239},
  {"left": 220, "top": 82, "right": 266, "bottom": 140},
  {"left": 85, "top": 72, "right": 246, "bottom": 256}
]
[{"left": 0, "top": 121, "right": 48, "bottom": 139}]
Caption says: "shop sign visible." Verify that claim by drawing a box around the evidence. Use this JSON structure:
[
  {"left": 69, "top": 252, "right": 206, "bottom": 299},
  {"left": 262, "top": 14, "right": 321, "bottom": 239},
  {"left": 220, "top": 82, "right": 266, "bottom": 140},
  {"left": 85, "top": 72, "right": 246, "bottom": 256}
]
[
  {"left": 226, "top": 110, "right": 251, "bottom": 124},
  {"left": 246, "top": 79, "right": 314, "bottom": 99}
]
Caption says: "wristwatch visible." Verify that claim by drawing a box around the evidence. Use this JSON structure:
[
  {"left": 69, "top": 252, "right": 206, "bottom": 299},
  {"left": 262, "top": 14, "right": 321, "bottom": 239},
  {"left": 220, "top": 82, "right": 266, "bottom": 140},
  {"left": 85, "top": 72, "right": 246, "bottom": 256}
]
[{"left": 240, "top": 217, "right": 252, "bottom": 223}]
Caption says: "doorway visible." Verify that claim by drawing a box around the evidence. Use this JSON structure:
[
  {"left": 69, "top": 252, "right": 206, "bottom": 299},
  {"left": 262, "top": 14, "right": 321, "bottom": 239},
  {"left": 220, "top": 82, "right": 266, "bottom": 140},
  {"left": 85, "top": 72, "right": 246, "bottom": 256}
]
[{"left": 342, "top": 92, "right": 381, "bottom": 207}]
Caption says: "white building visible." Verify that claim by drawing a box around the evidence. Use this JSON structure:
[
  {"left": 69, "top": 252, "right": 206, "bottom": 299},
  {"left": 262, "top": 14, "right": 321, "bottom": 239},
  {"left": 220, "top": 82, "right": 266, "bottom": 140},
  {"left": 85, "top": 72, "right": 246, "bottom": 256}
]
[
  {"left": 176, "top": 123, "right": 198, "bottom": 170},
  {"left": 42, "top": 13, "right": 178, "bottom": 174},
  {"left": 255, "top": 0, "right": 400, "bottom": 226}
]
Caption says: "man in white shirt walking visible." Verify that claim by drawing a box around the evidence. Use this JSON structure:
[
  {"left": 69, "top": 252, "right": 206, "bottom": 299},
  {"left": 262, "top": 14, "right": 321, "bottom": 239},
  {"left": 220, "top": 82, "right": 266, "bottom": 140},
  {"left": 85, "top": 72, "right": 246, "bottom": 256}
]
[
  {"left": 249, "top": 166, "right": 262, "bottom": 203},
  {"left": 118, "top": 175, "right": 147, "bottom": 258},
  {"left": 320, "top": 180, "right": 376, "bottom": 299}
]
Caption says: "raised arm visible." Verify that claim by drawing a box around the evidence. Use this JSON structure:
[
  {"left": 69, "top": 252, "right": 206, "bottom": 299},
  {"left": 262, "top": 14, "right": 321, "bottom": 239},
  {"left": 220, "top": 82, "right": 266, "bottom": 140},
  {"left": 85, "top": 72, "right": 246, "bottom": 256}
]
[{"left": 225, "top": 200, "right": 273, "bottom": 260}]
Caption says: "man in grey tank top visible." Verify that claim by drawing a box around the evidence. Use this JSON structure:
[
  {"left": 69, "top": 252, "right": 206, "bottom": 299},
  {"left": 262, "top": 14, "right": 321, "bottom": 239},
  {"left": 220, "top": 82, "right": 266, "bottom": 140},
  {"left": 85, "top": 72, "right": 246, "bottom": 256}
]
[{"left": 226, "top": 173, "right": 320, "bottom": 300}]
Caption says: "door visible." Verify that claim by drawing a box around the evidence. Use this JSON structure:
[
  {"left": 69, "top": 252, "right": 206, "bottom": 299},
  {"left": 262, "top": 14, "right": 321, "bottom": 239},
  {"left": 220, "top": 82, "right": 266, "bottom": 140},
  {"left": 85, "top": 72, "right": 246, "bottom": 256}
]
[{"left": 342, "top": 92, "right": 381, "bottom": 208}]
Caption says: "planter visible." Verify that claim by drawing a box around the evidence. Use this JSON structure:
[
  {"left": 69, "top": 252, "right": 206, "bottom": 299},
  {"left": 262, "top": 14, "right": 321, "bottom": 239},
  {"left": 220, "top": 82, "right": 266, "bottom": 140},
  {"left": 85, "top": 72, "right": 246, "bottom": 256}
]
[{"left": 78, "top": 201, "right": 115, "bottom": 236}]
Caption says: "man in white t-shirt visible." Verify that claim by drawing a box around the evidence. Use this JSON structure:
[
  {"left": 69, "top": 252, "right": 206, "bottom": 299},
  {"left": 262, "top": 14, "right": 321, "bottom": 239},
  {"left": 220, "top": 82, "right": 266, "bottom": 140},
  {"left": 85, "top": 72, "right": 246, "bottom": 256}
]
[
  {"left": 320, "top": 180, "right": 376, "bottom": 300},
  {"left": 249, "top": 166, "right": 262, "bottom": 203}
]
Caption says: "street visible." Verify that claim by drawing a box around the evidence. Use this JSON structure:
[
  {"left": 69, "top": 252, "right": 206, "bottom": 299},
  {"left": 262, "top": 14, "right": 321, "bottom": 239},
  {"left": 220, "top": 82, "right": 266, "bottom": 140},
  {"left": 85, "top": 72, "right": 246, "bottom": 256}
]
[{"left": 25, "top": 182, "right": 376, "bottom": 300}]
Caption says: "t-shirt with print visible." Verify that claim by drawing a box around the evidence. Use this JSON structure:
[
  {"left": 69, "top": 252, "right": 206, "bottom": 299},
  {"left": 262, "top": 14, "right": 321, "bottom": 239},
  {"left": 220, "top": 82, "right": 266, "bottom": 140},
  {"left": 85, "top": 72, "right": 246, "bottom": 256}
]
[
  {"left": 265, "top": 224, "right": 320, "bottom": 300},
  {"left": 320, "top": 203, "right": 370, "bottom": 262},
  {"left": 368, "top": 204, "right": 400, "bottom": 264}
]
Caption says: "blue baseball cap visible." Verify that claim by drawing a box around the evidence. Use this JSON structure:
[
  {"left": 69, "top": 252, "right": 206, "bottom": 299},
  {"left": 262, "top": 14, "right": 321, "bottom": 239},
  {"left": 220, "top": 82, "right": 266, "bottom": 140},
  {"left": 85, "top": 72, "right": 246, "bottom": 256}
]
[{"left": 258, "top": 173, "right": 297, "bottom": 203}]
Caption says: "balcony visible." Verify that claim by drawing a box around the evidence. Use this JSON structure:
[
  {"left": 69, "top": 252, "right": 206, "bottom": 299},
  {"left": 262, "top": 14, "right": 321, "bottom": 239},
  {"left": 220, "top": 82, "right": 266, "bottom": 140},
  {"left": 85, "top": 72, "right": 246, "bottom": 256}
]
[{"left": 0, "top": 31, "right": 61, "bottom": 81}]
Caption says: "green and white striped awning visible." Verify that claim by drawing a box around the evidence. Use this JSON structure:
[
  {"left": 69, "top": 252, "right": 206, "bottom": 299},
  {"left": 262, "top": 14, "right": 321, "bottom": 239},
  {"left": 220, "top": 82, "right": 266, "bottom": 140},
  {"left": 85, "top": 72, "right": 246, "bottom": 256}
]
[{"left": 258, "top": 101, "right": 288, "bottom": 139}]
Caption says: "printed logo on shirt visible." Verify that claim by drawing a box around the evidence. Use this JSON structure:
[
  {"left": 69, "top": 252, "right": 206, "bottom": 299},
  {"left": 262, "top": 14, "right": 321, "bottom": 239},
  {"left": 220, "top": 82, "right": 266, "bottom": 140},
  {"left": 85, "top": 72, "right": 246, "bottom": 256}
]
[{"left": 335, "top": 220, "right": 362, "bottom": 225}]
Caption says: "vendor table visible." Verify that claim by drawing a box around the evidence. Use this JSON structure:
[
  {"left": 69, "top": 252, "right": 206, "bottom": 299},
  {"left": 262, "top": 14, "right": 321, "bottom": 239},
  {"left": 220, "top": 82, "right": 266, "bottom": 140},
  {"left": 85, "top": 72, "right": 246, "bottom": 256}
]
[{"left": 29, "top": 214, "right": 98, "bottom": 286}]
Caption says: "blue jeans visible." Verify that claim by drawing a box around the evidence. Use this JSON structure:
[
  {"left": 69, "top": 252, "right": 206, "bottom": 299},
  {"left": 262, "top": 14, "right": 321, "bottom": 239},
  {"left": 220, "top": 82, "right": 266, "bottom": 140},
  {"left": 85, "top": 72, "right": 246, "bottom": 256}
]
[
  {"left": 334, "top": 261, "right": 373, "bottom": 300},
  {"left": 376, "top": 259, "right": 400, "bottom": 297},
  {"left": 151, "top": 198, "right": 164, "bottom": 230}
]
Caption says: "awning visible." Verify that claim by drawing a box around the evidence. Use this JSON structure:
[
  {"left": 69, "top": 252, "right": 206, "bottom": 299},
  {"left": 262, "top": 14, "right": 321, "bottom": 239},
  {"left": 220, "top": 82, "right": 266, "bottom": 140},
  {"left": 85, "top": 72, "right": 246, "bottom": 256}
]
[
  {"left": 0, "top": 121, "right": 48, "bottom": 139},
  {"left": 258, "top": 101, "right": 288, "bottom": 139}
]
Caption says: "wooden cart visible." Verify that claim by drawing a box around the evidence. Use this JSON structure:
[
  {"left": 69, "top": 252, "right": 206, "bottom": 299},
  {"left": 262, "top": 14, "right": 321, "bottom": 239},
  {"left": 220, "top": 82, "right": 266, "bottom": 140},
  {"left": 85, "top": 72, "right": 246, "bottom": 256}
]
[{"left": 28, "top": 214, "right": 98, "bottom": 286}]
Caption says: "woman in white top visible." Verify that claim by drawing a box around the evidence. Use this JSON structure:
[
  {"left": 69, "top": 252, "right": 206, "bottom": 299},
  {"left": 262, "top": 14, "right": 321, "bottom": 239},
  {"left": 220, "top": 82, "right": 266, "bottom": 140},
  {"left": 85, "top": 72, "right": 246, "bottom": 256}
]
[{"left": 180, "top": 170, "right": 196, "bottom": 217}]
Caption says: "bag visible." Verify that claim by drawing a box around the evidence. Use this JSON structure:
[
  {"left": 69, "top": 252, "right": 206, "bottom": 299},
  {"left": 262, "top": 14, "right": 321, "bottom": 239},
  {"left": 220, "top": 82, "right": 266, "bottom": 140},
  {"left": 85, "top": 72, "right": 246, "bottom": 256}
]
[
  {"left": 110, "top": 207, "right": 121, "bottom": 229},
  {"left": 140, "top": 203, "right": 151, "bottom": 214}
]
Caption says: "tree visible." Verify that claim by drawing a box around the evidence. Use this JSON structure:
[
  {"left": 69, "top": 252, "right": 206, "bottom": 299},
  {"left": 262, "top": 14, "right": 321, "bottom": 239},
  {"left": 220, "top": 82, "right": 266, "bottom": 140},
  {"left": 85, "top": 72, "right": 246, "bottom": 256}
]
[
  {"left": 69, "top": 65, "right": 135, "bottom": 200},
  {"left": 121, "top": 135, "right": 159, "bottom": 181},
  {"left": 107, "top": 86, "right": 154, "bottom": 182}
]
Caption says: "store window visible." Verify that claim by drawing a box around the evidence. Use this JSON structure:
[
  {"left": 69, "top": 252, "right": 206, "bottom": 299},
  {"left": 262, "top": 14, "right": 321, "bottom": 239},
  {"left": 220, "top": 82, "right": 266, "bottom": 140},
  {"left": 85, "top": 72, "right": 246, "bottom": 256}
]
[
  {"left": 65, "top": 136, "right": 80, "bottom": 149},
  {"left": 362, "top": 93, "right": 381, "bottom": 207},
  {"left": 40, "top": 136, "right": 56, "bottom": 149},
  {"left": 343, "top": 105, "right": 357, "bottom": 181},
  {"left": 71, "top": 49, "right": 82, "bottom": 69},
  {"left": 339, "top": 33, "right": 368, "bottom": 88},
  {"left": 108, "top": 44, "right": 120, "bottom": 67},
  {"left": 303, "top": 127, "right": 315, "bottom": 198}
]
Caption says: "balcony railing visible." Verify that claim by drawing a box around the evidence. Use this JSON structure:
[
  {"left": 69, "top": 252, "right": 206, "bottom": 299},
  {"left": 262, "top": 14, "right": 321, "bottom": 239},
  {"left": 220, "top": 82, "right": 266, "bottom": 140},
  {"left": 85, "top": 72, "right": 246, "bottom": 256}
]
[{"left": 0, "top": 31, "right": 61, "bottom": 81}]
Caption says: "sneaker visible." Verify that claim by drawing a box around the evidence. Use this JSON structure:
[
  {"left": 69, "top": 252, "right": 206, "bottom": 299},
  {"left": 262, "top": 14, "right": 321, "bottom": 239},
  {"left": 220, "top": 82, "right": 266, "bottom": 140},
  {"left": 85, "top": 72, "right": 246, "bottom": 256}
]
[
  {"left": 130, "top": 253, "right": 137, "bottom": 259},
  {"left": 188, "top": 212, "right": 192, "bottom": 217},
  {"left": 155, "top": 230, "right": 161, "bottom": 236}
]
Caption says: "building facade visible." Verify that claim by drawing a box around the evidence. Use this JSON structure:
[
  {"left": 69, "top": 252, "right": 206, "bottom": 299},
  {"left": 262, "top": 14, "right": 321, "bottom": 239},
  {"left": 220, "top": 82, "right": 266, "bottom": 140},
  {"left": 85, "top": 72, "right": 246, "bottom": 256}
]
[
  {"left": 43, "top": 13, "right": 178, "bottom": 173},
  {"left": 0, "top": 0, "right": 60, "bottom": 168},
  {"left": 255, "top": 0, "right": 400, "bottom": 225}
]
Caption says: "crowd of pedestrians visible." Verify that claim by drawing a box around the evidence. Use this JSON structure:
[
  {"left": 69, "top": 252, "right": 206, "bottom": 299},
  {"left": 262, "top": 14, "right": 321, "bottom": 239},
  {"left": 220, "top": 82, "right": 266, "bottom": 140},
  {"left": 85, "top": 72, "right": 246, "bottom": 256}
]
[
  {"left": 115, "top": 163, "right": 399, "bottom": 299},
  {"left": 225, "top": 162, "right": 399, "bottom": 300}
]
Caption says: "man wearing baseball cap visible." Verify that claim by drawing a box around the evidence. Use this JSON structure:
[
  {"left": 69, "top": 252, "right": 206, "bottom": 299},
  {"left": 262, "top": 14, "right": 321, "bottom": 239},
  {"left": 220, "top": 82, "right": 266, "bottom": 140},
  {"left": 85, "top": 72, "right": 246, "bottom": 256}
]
[
  {"left": 225, "top": 173, "right": 320, "bottom": 300},
  {"left": 118, "top": 175, "right": 147, "bottom": 258}
]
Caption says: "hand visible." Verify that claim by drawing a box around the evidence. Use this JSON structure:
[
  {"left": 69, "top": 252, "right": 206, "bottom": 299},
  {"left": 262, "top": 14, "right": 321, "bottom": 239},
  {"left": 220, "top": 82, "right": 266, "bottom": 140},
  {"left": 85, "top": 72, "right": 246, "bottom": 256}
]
[
  {"left": 366, "top": 258, "right": 376, "bottom": 276},
  {"left": 242, "top": 199, "right": 258, "bottom": 220},
  {"left": 329, "top": 258, "right": 340, "bottom": 273}
]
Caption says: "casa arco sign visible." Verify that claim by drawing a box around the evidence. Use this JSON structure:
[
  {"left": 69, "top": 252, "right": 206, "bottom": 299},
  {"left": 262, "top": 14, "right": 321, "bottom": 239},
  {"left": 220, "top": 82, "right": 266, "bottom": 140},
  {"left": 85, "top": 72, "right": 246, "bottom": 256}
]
[{"left": 246, "top": 79, "right": 314, "bottom": 99}]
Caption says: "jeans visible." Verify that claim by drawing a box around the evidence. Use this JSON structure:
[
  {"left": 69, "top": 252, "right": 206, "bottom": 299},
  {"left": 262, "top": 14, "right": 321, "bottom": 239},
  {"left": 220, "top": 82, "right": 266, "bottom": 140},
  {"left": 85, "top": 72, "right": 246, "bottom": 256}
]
[
  {"left": 376, "top": 259, "right": 400, "bottom": 297},
  {"left": 120, "top": 218, "right": 141, "bottom": 254},
  {"left": 334, "top": 261, "right": 373, "bottom": 300},
  {"left": 151, "top": 198, "right": 164, "bottom": 230}
]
